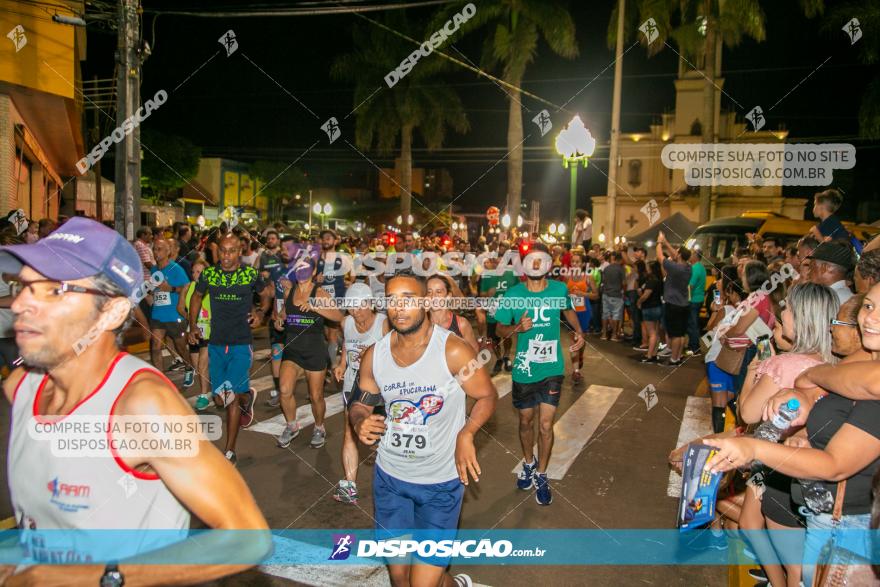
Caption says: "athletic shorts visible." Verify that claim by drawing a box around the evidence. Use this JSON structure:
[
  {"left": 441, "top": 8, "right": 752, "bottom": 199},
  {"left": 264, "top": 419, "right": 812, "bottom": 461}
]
[
  {"left": 208, "top": 343, "right": 252, "bottom": 394},
  {"left": 664, "top": 303, "right": 689, "bottom": 337},
  {"left": 512, "top": 375, "right": 564, "bottom": 410},
  {"left": 150, "top": 318, "right": 186, "bottom": 337},
  {"left": 269, "top": 326, "right": 285, "bottom": 347},
  {"left": 188, "top": 339, "right": 207, "bottom": 354},
  {"left": 602, "top": 296, "right": 624, "bottom": 320},
  {"left": 760, "top": 473, "right": 804, "bottom": 528},
  {"left": 373, "top": 465, "right": 464, "bottom": 567},
  {"left": 641, "top": 305, "right": 662, "bottom": 322},
  {"left": 486, "top": 321, "right": 498, "bottom": 341},
  {"left": 575, "top": 309, "right": 591, "bottom": 332},
  {"left": 282, "top": 342, "right": 329, "bottom": 372},
  {"left": 706, "top": 361, "right": 735, "bottom": 394}
]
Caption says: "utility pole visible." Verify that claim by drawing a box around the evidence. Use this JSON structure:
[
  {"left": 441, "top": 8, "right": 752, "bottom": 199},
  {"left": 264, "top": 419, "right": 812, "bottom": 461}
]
[
  {"left": 606, "top": 0, "right": 625, "bottom": 243},
  {"left": 91, "top": 76, "right": 103, "bottom": 222},
  {"left": 114, "top": 0, "right": 142, "bottom": 239}
]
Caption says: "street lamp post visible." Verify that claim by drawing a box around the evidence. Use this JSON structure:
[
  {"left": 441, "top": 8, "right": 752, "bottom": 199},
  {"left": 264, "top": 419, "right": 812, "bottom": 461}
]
[
  {"left": 313, "top": 202, "right": 333, "bottom": 229},
  {"left": 555, "top": 115, "right": 596, "bottom": 238}
]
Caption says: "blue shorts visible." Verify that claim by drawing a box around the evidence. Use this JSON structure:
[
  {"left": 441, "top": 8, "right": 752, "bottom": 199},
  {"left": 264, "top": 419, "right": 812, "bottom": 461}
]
[
  {"left": 576, "top": 309, "right": 591, "bottom": 332},
  {"left": 208, "top": 344, "right": 252, "bottom": 394},
  {"left": 706, "top": 361, "right": 735, "bottom": 394},
  {"left": 373, "top": 466, "right": 464, "bottom": 567},
  {"left": 642, "top": 305, "right": 662, "bottom": 322}
]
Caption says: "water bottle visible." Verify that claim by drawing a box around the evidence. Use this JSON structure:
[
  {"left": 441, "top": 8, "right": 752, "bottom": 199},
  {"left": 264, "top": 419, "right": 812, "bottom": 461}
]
[{"left": 751, "top": 399, "right": 800, "bottom": 472}]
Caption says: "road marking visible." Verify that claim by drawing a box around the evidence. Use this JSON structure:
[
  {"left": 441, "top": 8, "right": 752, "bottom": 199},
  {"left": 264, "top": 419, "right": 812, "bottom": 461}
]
[
  {"left": 511, "top": 384, "right": 623, "bottom": 480},
  {"left": 184, "top": 374, "right": 274, "bottom": 406},
  {"left": 249, "top": 393, "right": 346, "bottom": 436},
  {"left": 260, "top": 537, "right": 492, "bottom": 586},
  {"left": 666, "top": 396, "right": 712, "bottom": 498}
]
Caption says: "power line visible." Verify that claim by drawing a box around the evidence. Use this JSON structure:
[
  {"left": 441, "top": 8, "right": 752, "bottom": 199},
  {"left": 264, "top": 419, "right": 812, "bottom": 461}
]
[{"left": 140, "top": 0, "right": 456, "bottom": 17}]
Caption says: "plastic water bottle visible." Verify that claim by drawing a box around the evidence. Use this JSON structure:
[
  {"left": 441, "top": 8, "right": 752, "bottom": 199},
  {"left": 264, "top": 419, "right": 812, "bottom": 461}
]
[{"left": 751, "top": 399, "right": 800, "bottom": 472}]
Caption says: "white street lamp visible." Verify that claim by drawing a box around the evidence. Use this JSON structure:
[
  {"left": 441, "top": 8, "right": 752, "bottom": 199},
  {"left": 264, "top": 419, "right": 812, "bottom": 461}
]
[
  {"left": 312, "top": 203, "right": 322, "bottom": 215},
  {"left": 517, "top": 215, "right": 523, "bottom": 228},
  {"left": 558, "top": 223, "right": 566, "bottom": 235},
  {"left": 501, "top": 214, "right": 511, "bottom": 228},
  {"left": 397, "top": 215, "right": 403, "bottom": 225},
  {"left": 452, "top": 222, "right": 459, "bottom": 230},
  {"left": 598, "top": 233, "right": 606, "bottom": 244},
  {"left": 323, "top": 203, "right": 332, "bottom": 216},
  {"left": 407, "top": 214, "right": 413, "bottom": 225},
  {"left": 555, "top": 114, "right": 597, "bottom": 234}
]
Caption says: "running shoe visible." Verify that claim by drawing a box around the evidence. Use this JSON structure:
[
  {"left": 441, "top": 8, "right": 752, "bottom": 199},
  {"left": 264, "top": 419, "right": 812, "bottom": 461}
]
[
  {"left": 333, "top": 480, "right": 359, "bottom": 504},
  {"left": 194, "top": 394, "right": 211, "bottom": 411},
  {"left": 182, "top": 369, "right": 194, "bottom": 388},
  {"left": 640, "top": 356, "right": 659, "bottom": 364},
  {"left": 658, "top": 348, "right": 672, "bottom": 357},
  {"left": 239, "top": 388, "right": 257, "bottom": 428},
  {"left": 517, "top": 458, "right": 537, "bottom": 490},
  {"left": 503, "top": 357, "right": 512, "bottom": 372},
  {"left": 453, "top": 575, "right": 473, "bottom": 587},
  {"left": 224, "top": 450, "right": 237, "bottom": 465},
  {"left": 572, "top": 370, "right": 583, "bottom": 383},
  {"left": 310, "top": 426, "right": 327, "bottom": 449},
  {"left": 747, "top": 568, "right": 767, "bottom": 582},
  {"left": 667, "top": 358, "right": 684, "bottom": 367},
  {"left": 276, "top": 422, "right": 300, "bottom": 448},
  {"left": 535, "top": 473, "right": 552, "bottom": 506},
  {"left": 266, "top": 390, "right": 280, "bottom": 408},
  {"left": 633, "top": 346, "right": 649, "bottom": 351},
  {"left": 690, "top": 531, "right": 728, "bottom": 551},
  {"left": 684, "top": 349, "right": 700, "bottom": 357},
  {"left": 168, "top": 358, "right": 186, "bottom": 371}
]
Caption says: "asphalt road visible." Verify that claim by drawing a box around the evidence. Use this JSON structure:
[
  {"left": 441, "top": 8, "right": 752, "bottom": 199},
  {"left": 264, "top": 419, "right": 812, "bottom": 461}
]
[{"left": 0, "top": 327, "right": 725, "bottom": 587}]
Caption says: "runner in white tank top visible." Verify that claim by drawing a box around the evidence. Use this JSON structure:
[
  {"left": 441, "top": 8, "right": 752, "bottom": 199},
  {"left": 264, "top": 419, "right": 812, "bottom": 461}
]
[
  {"left": 332, "top": 282, "right": 388, "bottom": 504},
  {"left": 350, "top": 271, "right": 497, "bottom": 587},
  {"left": 0, "top": 217, "right": 270, "bottom": 585}
]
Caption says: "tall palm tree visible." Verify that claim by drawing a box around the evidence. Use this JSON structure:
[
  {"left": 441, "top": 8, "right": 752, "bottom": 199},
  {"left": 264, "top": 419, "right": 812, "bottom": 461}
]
[
  {"left": 610, "top": 0, "right": 822, "bottom": 222},
  {"left": 434, "top": 1, "right": 578, "bottom": 219},
  {"left": 331, "top": 12, "right": 469, "bottom": 220}
]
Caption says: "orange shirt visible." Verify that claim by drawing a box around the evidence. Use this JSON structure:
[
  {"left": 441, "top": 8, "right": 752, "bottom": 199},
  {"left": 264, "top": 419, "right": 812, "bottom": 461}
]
[{"left": 567, "top": 277, "right": 588, "bottom": 312}]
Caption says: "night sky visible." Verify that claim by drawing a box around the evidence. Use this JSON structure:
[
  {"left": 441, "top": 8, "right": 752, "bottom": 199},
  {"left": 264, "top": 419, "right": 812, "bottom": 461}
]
[{"left": 82, "top": 0, "right": 880, "bottom": 223}]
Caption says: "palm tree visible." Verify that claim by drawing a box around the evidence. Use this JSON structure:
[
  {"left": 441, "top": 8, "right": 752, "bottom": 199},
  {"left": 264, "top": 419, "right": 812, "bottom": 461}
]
[
  {"left": 434, "top": 1, "right": 578, "bottom": 219},
  {"left": 610, "top": 0, "right": 822, "bottom": 222},
  {"left": 331, "top": 12, "right": 469, "bottom": 220}
]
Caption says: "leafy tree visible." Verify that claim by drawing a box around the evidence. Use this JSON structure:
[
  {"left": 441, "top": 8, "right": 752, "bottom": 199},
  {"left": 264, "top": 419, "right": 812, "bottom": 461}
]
[
  {"left": 332, "top": 11, "right": 469, "bottom": 218},
  {"left": 140, "top": 128, "right": 201, "bottom": 202},
  {"left": 249, "top": 160, "right": 309, "bottom": 221}
]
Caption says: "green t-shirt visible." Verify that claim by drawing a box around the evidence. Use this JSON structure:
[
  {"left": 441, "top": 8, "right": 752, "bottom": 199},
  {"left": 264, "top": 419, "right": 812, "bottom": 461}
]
[
  {"left": 688, "top": 262, "right": 707, "bottom": 303},
  {"left": 185, "top": 281, "right": 212, "bottom": 340},
  {"left": 480, "top": 271, "right": 519, "bottom": 323},
  {"left": 494, "top": 280, "right": 573, "bottom": 383}
]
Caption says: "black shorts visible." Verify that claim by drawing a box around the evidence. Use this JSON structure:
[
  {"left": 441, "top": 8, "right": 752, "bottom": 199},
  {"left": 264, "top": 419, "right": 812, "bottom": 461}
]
[
  {"left": 664, "top": 303, "right": 689, "bottom": 337},
  {"left": 269, "top": 326, "right": 285, "bottom": 346},
  {"left": 512, "top": 375, "right": 564, "bottom": 410},
  {"left": 282, "top": 342, "right": 329, "bottom": 372},
  {"left": 487, "top": 321, "right": 498, "bottom": 341},
  {"left": 759, "top": 473, "right": 804, "bottom": 528},
  {"left": 188, "top": 339, "right": 207, "bottom": 354},
  {"left": 150, "top": 318, "right": 186, "bottom": 338}
]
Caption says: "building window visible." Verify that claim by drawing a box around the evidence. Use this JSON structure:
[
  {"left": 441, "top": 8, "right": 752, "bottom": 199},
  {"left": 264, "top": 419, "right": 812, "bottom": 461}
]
[{"left": 628, "top": 160, "right": 642, "bottom": 188}]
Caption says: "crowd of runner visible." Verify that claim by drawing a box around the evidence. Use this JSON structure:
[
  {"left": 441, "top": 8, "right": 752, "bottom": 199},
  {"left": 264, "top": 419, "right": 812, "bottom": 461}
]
[{"left": 2, "top": 187, "right": 880, "bottom": 585}]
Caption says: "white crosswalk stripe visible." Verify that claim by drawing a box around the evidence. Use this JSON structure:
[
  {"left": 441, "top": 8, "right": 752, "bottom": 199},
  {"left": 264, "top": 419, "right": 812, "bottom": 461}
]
[{"left": 511, "top": 384, "right": 623, "bottom": 481}]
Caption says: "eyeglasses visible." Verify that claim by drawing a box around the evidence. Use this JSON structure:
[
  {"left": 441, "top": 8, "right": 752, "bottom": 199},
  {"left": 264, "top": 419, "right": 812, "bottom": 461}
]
[
  {"left": 831, "top": 319, "right": 858, "bottom": 327},
  {"left": 6, "top": 277, "right": 109, "bottom": 302}
]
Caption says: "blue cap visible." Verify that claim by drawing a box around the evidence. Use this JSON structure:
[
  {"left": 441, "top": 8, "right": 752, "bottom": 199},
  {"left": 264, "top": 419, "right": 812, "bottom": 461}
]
[
  {"left": 0, "top": 217, "right": 144, "bottom": 298},
  {"left": 786, "top": 399, "right": 801, "bottom": 411}
]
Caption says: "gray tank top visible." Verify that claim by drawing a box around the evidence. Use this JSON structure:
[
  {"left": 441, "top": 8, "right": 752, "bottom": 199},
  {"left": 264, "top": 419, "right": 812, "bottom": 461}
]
[
  {"left": 8, "top": 353, "right": 189, "bottom": 562},
  {"left": 373, "top": 325, "right": 466, "bottom": 484}
]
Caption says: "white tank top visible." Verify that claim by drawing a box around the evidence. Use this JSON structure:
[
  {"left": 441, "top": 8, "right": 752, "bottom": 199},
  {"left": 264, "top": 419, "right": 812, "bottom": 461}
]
[
  {"left": 342, "top": 313, "right": 386, "bottom": 394},
  {"left": 8, "top": 353, "right": 190, "bottom": 562},
  {"left": 373, "top": 325, "right": 466, "bottom": 484}
]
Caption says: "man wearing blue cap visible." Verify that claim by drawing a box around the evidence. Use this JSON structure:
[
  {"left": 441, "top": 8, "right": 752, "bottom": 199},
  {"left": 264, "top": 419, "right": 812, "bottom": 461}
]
[{"left": 0, "top": 218, "right": 270, "bottom": 584}]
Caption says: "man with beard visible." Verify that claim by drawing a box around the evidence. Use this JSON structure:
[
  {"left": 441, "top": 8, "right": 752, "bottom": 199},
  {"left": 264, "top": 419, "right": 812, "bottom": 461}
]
[
  {"left": 351, "top": 270, "right": 497, "bottom": 587},
  {"left": 317, "top": 230, "right": 345, "bottom": 369},
  {"left": 0, "top": 218, "right": 270, "bottom": 584},
  {"left": 188, "top": 234, "right": 272, "bottom": 464},
  {"left": 495, "top": 242, "right": 584, "bottom": 506}
]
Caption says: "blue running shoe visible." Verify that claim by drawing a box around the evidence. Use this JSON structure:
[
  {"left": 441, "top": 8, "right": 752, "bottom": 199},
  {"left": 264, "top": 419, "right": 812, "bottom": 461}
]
[
  {"left": 517, "top": 458, "right": 537, "bottom": 491},
  {"left": 535, "top": 473, "right": 552, "bottom": 506}
]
